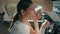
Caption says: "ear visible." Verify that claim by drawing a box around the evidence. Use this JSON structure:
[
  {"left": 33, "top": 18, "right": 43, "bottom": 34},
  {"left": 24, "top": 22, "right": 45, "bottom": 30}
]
[{"left": 20, "top": 10, "right": 25, "bottom": 16}]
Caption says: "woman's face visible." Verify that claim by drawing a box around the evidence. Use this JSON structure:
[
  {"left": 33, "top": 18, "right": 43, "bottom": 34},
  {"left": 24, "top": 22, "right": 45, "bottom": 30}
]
[{"left": 24, "top": 3, "right": 41, "bottom": 20}]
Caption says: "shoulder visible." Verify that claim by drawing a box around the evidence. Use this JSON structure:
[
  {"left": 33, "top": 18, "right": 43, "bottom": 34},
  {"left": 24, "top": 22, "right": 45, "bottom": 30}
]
[
  {"left": 13, "top": 20, "right": 30, "bottom": 30},
  {"left": 11, "top": 20, "right": 30, "bottom": 34}
]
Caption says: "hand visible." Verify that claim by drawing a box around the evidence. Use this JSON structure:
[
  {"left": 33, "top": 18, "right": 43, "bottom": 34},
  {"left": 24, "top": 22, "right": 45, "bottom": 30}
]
[
  {"left": 33, "top": 12, "right": 40, "bottom": 34},
  {"left": 41, "top": 20, "right": 50, "bottom": 29},
  {"left": 33, "top": 12, "right": 39, "bottom": 23}
]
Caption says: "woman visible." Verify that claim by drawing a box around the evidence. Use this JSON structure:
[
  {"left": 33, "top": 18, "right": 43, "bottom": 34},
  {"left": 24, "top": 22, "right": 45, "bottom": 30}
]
[
  {"left": 10, "top": 0, "right": 40, "bottom": 34},
  {"left": 10, "top": 0, "right": 50, "bottom": 34}
]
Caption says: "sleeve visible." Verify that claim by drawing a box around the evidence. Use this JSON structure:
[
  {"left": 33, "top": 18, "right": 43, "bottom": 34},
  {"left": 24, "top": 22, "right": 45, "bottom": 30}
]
[{"left": 10, "top": 23, "right": 30, "bottom": 34}]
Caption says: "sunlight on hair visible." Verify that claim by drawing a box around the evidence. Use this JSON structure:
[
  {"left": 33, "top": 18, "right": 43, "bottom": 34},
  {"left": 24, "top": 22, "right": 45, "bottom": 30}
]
[{"left": 34, "top": 4, "right": 42, "bottom": 12}]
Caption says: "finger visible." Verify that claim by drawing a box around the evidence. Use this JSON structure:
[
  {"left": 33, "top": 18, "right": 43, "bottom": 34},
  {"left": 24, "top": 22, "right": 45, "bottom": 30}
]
[{"left": 42, "top": 20, "right": 50, "bottom": 26}]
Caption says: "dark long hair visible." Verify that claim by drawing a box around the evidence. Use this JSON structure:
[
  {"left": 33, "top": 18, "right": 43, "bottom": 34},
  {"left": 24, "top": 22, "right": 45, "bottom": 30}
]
[{"left": 11, "top": 0, "right": 33, "bottom": 28}]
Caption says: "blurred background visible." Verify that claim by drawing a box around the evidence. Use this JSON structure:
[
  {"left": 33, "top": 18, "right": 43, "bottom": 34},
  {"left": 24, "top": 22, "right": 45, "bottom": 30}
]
[{"left": 0, "top": 0, "right": 60, "bottom": 34}]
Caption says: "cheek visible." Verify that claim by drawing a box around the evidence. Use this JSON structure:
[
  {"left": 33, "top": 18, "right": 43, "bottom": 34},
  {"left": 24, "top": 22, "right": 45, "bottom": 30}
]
[
  {"left": 31, "top": 11, "right": 35, "bottom": 16},
  {"left": 29, "top": 11, "right": 34, "bottom": 17},
  {"left": 25, "top": 11, "right": 30, "bottom": 17},
  {"left": 28, "top": 11, "right": 35, "bottom": 19},
  {"left": 24, "top": 11, "right": 29, "bottom": 17}
]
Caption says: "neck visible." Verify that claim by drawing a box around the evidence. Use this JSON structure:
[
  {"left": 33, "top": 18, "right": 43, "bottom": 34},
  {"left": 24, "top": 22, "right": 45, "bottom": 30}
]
[
  {"left": 19, "top": 16, "right": 28, "bottom": 24},
  {"left": 19, "top": 16, "right": 31, "bottom": 26}
]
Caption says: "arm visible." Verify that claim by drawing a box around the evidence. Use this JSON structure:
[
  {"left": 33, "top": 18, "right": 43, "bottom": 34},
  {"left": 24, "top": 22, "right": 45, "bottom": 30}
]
[
  {"left": 40, "top": 20, "right": 50, "bottom": 34},
  {"left": 41, "top": 20, "right": 50, "bottom": 29},
  {"left": 34, "top": 19, "right": 40, "bottom": 34},
  {"left": 26, "top": 21, "right": 36, "bottom": 34},
  {"left": 33, "top": 12, "right": 40, "bottom": 34},
  {"left": 26, "top": 20, "right": 37, "bottom": 34},
  {"left": 26, "top": 20, "right": 39, "bottom": 34}
]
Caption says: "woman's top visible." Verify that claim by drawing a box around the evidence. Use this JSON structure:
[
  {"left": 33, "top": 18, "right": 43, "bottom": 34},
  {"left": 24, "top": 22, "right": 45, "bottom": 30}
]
[{"left": 10, "top": 20, "right": 30, "bottom": 34}]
